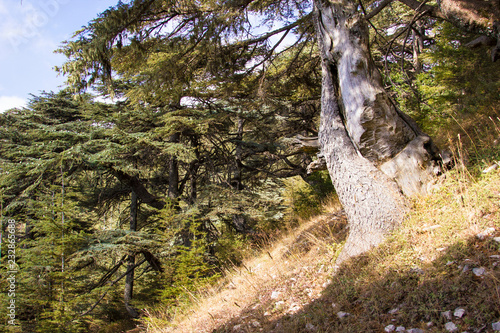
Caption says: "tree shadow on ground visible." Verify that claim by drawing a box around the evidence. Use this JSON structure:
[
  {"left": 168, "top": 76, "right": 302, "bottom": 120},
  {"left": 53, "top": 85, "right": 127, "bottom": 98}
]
[{"left": 212, "top": 228, "right": 500, "bottom": 333}]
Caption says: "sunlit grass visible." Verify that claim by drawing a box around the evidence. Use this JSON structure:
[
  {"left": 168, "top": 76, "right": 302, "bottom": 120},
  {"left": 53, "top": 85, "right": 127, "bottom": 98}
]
[{"left": 143, "top": 119, "right": 500, "bottom": 333}]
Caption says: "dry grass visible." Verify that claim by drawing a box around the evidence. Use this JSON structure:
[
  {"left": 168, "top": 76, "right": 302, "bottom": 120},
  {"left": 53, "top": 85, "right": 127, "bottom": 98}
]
[
  {"left": 142, "top": 199, "right": 345, "bottom": 333},
  {"left": 141, "top": 122, "right": 500, "bottom": 333}
]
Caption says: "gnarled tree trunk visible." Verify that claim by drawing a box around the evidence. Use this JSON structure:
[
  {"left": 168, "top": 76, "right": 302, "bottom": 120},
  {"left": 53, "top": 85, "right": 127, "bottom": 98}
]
[{"left": 313, "top": 0, "right": 443, "bottom": 261}]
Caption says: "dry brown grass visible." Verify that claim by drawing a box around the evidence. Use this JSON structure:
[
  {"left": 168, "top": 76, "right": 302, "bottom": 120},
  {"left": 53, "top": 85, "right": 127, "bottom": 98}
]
[
  {"left": 142, "top": 120, "right": 500, "bottom": 333},
  {"left": 142, "top": 200, "right": 345, "bottom": 333}
]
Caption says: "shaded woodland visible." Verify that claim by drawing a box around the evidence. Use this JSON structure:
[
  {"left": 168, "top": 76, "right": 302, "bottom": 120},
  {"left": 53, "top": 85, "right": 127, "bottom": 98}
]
[{"left": 0, "top": 0, "right": 499, "bottom": 331}]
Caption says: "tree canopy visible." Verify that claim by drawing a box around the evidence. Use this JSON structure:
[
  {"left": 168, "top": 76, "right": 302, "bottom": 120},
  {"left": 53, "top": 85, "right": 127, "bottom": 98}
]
[{"left": 1, "top": 0, "right": 499, "bottom": 331}]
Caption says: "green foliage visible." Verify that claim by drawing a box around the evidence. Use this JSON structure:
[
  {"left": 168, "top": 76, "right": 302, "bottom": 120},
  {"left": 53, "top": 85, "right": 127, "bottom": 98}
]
[
  {"left": 414, "top": 23, "right": 500, "bottom": 135},
  {"left": 159, "top": 213, "right": 220, "bottom": 305},
  {"left": 286, "top": 171, "right": 334, "bottom": 220}
]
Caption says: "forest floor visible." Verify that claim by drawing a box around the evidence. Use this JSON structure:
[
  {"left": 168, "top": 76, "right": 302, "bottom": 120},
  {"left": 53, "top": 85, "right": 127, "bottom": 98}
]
[{"left": 142, "top": 161, "right": 500, "bottom": 333}]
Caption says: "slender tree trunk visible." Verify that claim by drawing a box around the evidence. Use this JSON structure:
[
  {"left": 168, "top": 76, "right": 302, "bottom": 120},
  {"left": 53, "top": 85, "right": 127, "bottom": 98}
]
[
  {"left": 124, "top": 190, "right": 139, "bottom": 318},
  {"left": 168, "top": 133, "right": 180, "bottom": 200},
  {"left": 234, "top": 117, "right": 245, "bottom": 190}
]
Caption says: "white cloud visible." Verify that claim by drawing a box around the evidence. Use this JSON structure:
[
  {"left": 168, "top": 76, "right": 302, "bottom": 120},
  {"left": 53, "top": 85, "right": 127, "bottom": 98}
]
[
  {"left": 0, "top": 0, "right": 63, "bottom": 54},
  {"left": 0, "top": 96, "right": 26, "bottom": 112}
]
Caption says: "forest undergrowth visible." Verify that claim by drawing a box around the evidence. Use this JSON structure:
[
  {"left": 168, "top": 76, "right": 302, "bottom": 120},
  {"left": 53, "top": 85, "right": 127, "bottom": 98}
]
[{"left": 137, "top": 118, "right": 500, "bottom": 333}]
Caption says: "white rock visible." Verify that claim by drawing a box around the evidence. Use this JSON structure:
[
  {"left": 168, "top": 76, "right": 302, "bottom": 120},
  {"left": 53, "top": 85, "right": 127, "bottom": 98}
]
[
  {"left": 288, "top": 304, "right": 301, "bottom": 314},
  {"left": 306, "top": 323, "right": 315, "bottom": 331},
  {"left": 395, "top": 326, "right": 406, "bottom": 332},
  {"left": 331, "top": 302, "right": 338, "bottom": 309},
  {"left": 388, "top": 308, "right": 399, "bottom": 314},
  {"left": 251, "top": 320, "right": 261, "bottom": 328},
  {"left": 493, "top": 322, "right": 500, "bottom": 331},
  {"left": 445, "top": 322, "right": 458, "bottom": 332},
  {"left": 232, "top": 324, "right": 242, "bottom": 331},
  {"left": 454, "top": 308, "right": 466, "bottom": 318},
  {"left": 264, "top": 311, "right": 270, "bottom": 316},
  {"left": 275, "top": 301, "right": 285, "bottom": 309},
  {"left": 493, "top": 237, "right": 500, "bottom": 243},
  {"left": 442, "top": 311, "right": 452, "bottom": 320},
  {"left": 385, "top": 324, "right": 396, "bottom": 332},
  {"left": 408, "top": 329, "right": 424, "bottom": 333},
  {"left": 271, "top": 291, "right": 281, "bottom": 299},
  {"left": 337, "top": 311, "right": 350, "bottom": 318},
  {"left": 477, "top": 227, "right": 496, "bottom": 240},
  {"left": 423, "top": 224, "right": 442, "bottom": 231},
  {"left": 490, "top": 255, "right": 500, "bottom": 259},
  {"left": 384, "top": 324, "right": 396, "bottom": 332},
  {"left": 461, "top": 265, "right": 470, "bottom": 273},
  {"left": 472, "top": 267, "right": 486, "bottom": 277},
  {"left": 426, "top": 321, "right": 434, "bottom": 328},
  {"left": 482, "top": 163, "right": 499, "bottom": 173}
]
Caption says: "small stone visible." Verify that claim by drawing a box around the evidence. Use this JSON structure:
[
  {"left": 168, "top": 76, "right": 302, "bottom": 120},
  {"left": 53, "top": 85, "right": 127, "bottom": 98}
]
[
  {"left": 385, "top": 324, "right": 396, "bottom": 332},
  {"left": 493, "top": 237, "right": 500, "bottom": 243},
  {"left": 442, "top": 311, "right": 452, "bottom": 320},
  {"left": 389, "top": 308, "right": 399, "bottom": 314},
  {"left": 337, "top": 311, "right": 350, "bottom": 318},
  {"left": 271, "top": 291, "right": 281, "bottom": 299},
  {"left": 446, "top": 261, "right": 456, "bottom": 266},
  {"left": 490, "top": 255, "right": 500, "bottom": 259},
  {"left": 461, "top": 265, "right": 470, "bottom": 273},
  {"left": 306, "top": 323, "right": 315, "bottom": 331},
  {"left": 251, "top": 320, "right": 261, "bottom": 328},
  {"left": 445, "top": 322, "right": 458, "bottom": 332},
  {"left": 423, "top": 224, "right": 442, "bottom": 231},
  {"left": 331, "top": 302, "right": 338, "bottom": 309},
  {"left": 264, "top": 311, "right": 270, "bottom": 316},
  {"left": 454, "top": 308, "right": 466, "bottom": 318},
  {"left": 232, "top": 324, "right": 242, "bottom": 331},
  {"left": 408, "top": 329, "right": 424, "bottom": 333},
  {"left": 288, "top": 304, "right": 301, "bottom": 314},
  {"left": 275, "top": 301, "right": 285, "bottom": 309},
  {"left": 482, "top": 163, "right": 499, "bottom": 173},
  {"left": 477, "top": 227, "right": 496, "bottom": 240},
  {"left": 426, "top": 321, "right": 434, "bottom": 328},
  {"left": 472, "top": 267, "right": 486, "bottom": 277},
  {"left": 395, "top": 326, "right": 406, "bottom": 332},
  {"left": 493, "top": 322, "right": 500, "bottom": 331}
]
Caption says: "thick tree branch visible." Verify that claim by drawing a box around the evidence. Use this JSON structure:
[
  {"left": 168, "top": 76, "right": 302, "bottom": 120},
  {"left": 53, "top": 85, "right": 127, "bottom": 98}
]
[
  {"left": 110, "top": 168, "right": 166, "bottom": 210},
  {"left": 365, "top": 0, "right": 395, "bottom": 20}
]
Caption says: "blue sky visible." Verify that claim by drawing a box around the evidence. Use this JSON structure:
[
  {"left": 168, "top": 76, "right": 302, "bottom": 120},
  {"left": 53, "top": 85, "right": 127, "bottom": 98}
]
[{"left": 0, "top": 0, "right": 119, "bottom": 112}]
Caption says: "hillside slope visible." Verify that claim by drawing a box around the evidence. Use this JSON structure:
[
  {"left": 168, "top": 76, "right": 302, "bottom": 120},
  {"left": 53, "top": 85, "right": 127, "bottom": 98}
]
[{"left": 142, "top": 159, "right": 500, "bottom": 333}]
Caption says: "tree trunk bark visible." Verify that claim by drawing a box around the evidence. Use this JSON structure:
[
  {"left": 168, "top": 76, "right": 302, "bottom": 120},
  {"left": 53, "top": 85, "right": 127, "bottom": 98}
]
[
  {"left": 168, "top": 133, "right": 180, "bottom": 200},
  {"left": 233, "top": 117, "right": 245, "bottom": 190},
  {"left": 124, "top": 190, "right": 139, "bottom": 318},
  {"left": 315, "top": 0, "right": 442, "bottom": 198},
  {"left": 313, "top": 0, "right": 444, "bottom": 261}
]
